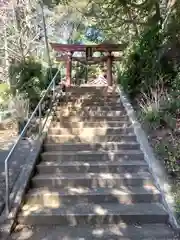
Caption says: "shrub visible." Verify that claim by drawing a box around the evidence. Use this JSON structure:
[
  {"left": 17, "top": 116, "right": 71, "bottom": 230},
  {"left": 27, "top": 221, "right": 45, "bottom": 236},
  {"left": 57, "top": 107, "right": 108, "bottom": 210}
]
[
  {"left": 8, "top": 93, "right": 29, "bottom": 122},
  {"left": 0, "top": 83, "right": 11, "bottom": 110},
  {"left": 155, "top": 139, "right": 180, "bottom": 174},
  {"left": 119, "top": 25, "right": 175, "bottom": 98},
  {"left": 8, "top": 57, "right": 46, "bottom": 110},
  {"left": 138, "top": 84, "right": 177, "bottom": 130},
  {"left": 138, "top": 87, "right": 166, "bottom": 129},
  {"left": 44, "top": 66, "right": 61, "bottom": 88}
]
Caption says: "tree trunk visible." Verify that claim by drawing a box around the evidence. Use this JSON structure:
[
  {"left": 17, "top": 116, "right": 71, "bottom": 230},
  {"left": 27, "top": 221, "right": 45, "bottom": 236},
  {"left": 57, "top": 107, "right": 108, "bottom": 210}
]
[{"left": 12, "top": 0, "right": 25, "bottom": 62}]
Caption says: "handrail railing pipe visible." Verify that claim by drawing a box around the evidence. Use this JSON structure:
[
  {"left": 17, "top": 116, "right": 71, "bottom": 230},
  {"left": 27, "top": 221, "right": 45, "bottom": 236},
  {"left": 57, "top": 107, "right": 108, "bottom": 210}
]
[
  {"left": 53, "top": 78, "right": 56, "bottom": 101},
  {"left": 4, "top": 69, "right": 60, "bottom": 215},
  {"left": 39, "top": 104, "right": 42, "bottom": 134}
]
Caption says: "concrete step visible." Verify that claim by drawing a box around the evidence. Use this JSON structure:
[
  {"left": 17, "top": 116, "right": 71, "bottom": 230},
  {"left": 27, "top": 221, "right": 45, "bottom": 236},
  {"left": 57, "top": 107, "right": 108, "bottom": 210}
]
[
  {"left": 50, "top": 120, "right": 132, "bottom": 128},
  {"left": 45, "top": 134, "right": 137, "bottom": 143},
  {"left": 65, "top": 99, "right": 121, "bottom": 105},
  {"left": 55, "top": 110, "right": 126, "bottom": 117},
  {"left": 54, "top": 112, "right": 128, "bottom": 122},
  {"left": 19, "top": 202, "right": 168, "bottom": 225},
  {"left": 69, "top": 94, "right": 120, "bottom": 97},
  {"left": 31, "top": 172, "right": 153, "bottom": 188},
  {"left": 53, "top": 115, "right": 129, "bottom": 122},
  {"left": 61, "top": 101, "right": 123, "bottom": 106},
  {"left": 66, "top": 86, "right": 117, "bottom": 93},
  {"left": 67, "top": 94, "right": 121, "bottom": 100},
  {"left": 66, "top": 89, "right": 107, "bottom": 95},
  {"left": 67, "top": 91, "right": 119, "bottom": 99},
  {"left": 24, "top": 186, "right": 161, "bottom": 206},
  {"left": 66, "top": 88, "right": 119, "bottom": 94},
  {"left": 48, "top": 127, "right": 135, "bottom": 135},
  {"left": 44, "top": 142, "right": 140, "bottom": 152},
  {"left": 37, "top": 160, "right": 148, "bottom": 174},
  {"left": 11, "top": 224, "right": 176, "bottom": 239},
  {"left": 58, "top": 100, "right": 122, "bottom": 107},
  {"left": 57, "top": 105, "right": 124, "bottom": 111},
  {"left": 41, "top": 150, "right": 144, "bottom": 162}
]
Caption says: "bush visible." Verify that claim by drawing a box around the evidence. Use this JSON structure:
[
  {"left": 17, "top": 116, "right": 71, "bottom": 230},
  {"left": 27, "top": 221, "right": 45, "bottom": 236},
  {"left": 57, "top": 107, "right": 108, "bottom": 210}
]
[
  {"left": 8, "top": 93, "right": 29, "bottom": 122},
  {"left": 119, "top": 25, "right": 175, "bottom": 98},
  {"left": 0, "top": 83, "right": 11, "bottom": 110},
  {"left": 44, "top": 66, "right": 61, "bottom": 88},
  {"left": 155, "top": 140, "right": 180, "bottom": 174},
  {"left": 9, "top": 57, "right": 47, "bottom": 110},
  {"left": 138, "top": 86, "right": 176, "bottom": 130}
]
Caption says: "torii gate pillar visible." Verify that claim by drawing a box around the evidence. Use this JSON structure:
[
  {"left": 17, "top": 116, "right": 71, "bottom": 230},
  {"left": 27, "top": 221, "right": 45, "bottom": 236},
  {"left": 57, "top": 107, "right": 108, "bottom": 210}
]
[
  {"left": 106, "top": 52, "right": 113, "bottom": 86},
  {"left": 66, "top": 52, "right": 72, "bottom": 86}
]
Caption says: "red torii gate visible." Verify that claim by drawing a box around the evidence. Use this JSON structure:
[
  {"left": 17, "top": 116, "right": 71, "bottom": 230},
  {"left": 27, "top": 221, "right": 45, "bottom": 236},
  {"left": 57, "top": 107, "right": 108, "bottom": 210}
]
[{"left": 50, "top": 43, "right": 125, "bottom": 86}]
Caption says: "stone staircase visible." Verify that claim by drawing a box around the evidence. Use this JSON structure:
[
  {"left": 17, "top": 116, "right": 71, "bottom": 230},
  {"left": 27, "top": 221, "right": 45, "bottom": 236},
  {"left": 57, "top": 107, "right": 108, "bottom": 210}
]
[{"left": 12, "top": 86, "right": 176, "bottom": 239}]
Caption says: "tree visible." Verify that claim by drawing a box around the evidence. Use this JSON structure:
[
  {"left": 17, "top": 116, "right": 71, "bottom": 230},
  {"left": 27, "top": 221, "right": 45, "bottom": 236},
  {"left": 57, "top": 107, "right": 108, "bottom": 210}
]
[{"left": 0, "top": 0, "right": 44, "bottom": 83}]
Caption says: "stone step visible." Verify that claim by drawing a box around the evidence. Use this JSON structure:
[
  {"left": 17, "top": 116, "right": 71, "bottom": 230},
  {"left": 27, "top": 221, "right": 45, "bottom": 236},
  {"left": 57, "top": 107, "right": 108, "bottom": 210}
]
[
  {"left": 19, "top": 202, "right": 168, "bottom": 225},
  {"left": 44, "top": 142, "right": 140, "bottom": 151},
  {"left": 50, "top": 120, "right": 132, "bottom": 128},
  {"left": 57, "top": 105, "right": 124, "bottom": 111},
  {"left": 66, "top": 87, "right": 119, "bottom": 93},
  {"left": 45, "top": 134, "right": 137, "bottom": 143},
  {"left": 67, "top": 94, "right": 120, "bottom": 99},
  {"left": 65, "top": 99, "right": 121, "bottom": 105},
  {"left": 24, "top": 186, "right": 161, "bottom": 206},
  {"left": 41, "top": 150, "right": 144, "bottom": 162},
  {"left": 61, "top": 101, "right": 123, "bottom": 106},
  {"left": 55, "top": 109, "right": 126, "bottom": 116},
  {"left": 53, "top": 115, "right": 129, "bottom": 122},
  {"left": 67, "top": 94, "right": 121, "bottom": 100},
  {"left": 54, "top": 112, "right": 128, "bottom": 121},
  {"left": 66, "top": 86, "right": 116, "bottom": 92},
  {"left": 48, "top": 127, "right": 134, "bottom": 135},
  {"left": 11, "top": 224, "right": 176, "bottom": 239},
  {"left": 56, "top": 109, "right": 126, "bottom": 118},
  {"left": 67, "top": 91, "right": 119, "bottom": 96},
  {"left": 66, "top": 89, "right": 107, "bottom": 95},
  {"left": 31, "top": 172, "right": 153, "bottom": 188},
  {"left": 37, "top": 160, "right": 148, "bottom": 174}
]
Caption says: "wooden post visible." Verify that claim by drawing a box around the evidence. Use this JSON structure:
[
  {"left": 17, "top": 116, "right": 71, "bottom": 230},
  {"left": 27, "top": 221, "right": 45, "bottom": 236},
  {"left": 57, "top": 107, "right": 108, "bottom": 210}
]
[
  {"left": 66, "top": 52, "right": 72, "bottom": 86},
  {"left": 106, "top": 52, "right": 113, "bottom": 86}
]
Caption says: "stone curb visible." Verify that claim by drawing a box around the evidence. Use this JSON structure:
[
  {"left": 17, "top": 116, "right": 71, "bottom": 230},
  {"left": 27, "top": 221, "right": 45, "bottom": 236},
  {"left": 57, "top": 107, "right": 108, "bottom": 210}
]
[{"left": 118, "top": 85, "right": 180, "bottom": 232}]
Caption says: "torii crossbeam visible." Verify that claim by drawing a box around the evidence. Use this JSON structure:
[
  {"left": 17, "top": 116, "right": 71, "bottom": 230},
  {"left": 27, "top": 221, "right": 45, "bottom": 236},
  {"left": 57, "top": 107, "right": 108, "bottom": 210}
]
[{"left": 50, "top": 43, "right": 125, "bottom": 86}]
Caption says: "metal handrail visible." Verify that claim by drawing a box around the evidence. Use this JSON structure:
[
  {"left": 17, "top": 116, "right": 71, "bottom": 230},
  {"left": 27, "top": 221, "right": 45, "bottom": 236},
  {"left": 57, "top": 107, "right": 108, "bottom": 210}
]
[{"left": 4, "top": 69, "right": 60, "bottom": 215}]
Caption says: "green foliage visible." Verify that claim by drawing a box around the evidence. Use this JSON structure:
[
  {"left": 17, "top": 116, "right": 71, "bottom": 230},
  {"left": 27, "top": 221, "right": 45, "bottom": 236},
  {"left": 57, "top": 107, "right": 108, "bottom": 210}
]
[
  {"left": 138, "top": 87, "right": 177, "bottom": 130},
  {"left": 74, "top": 65, "right": 86, "bottom": 82},
  {"left": 0, "top": 83, "right": 11, "bottom": 111},
  {"left": 8, "top": 58, "right": 46, "bottom": 109},
  {"left": 155, "top": 140, "right": 180, "bottom": 174},
  {"left": 8, "top": 93, "right": 29, "bottom": 121},
  {"left": 44, "top": 67, "right": 61, "bottom": 88},
  {"left": 42, "top": 0, "right": 71, "bottom": 8},
  {"left": 8, "top": 57, "right": 61, "bottom": 110},
  {"left": 162, "top": 96, "right": 180, "bottom": 117},
  {"left": 175, "top": 198, "right": 180, "bottom": 220},
  {"left": 120, "top": 25, "right": 166, "bottom": 97},
  {"left": 139, "top": 97, "right": 162, "bottom": 129}
]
